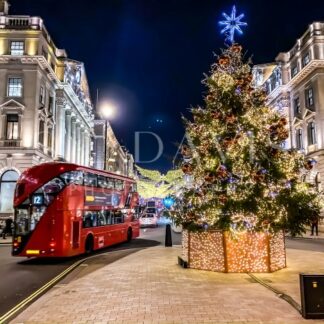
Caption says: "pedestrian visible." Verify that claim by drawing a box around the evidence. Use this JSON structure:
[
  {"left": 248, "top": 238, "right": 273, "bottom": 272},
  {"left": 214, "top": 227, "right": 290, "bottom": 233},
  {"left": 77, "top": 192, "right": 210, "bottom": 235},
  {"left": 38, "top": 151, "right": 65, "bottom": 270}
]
[
  {"left": 311, "top": 215, "right": 319, "bottom": 236},
  {"left": 2, "top": 217, "right": 13, "bottom": 239}
]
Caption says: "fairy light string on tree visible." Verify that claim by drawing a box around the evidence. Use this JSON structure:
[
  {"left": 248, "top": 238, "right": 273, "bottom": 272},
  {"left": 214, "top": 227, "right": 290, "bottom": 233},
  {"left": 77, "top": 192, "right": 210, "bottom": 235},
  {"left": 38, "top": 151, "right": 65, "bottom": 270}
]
[{"left": 170, "top": 42, "right": 321, "bottom": 237}]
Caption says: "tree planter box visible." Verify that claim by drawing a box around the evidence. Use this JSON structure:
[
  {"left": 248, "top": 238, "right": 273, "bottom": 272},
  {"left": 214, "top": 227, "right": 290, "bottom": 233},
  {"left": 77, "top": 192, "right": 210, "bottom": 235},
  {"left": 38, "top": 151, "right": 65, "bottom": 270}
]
[{"left": 181, "top": 230, "right": 286, "bottom": 273}]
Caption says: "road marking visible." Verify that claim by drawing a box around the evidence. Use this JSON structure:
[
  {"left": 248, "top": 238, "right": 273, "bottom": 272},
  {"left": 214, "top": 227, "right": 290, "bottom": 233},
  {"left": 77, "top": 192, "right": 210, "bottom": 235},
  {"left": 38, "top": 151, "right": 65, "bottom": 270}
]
[
  {"left": 0, "top": 259, "right": 85, "bottom": 323},
  {"left": 0, "top": 247, "right": 141, "bottom": 324}
]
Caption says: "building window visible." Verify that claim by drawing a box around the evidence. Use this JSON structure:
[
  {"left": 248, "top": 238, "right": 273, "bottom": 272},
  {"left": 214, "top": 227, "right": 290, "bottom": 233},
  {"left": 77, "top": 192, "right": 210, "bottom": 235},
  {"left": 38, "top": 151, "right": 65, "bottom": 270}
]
[
  {"left": 0, "top": 170, "right": 19, "bottom": 213},
  {"left": 291, "top": 65, "right": 298, "bottom": 78},
  {"left": 38, "top": 119, "right": 45, "bottom": 145},
  {"left": 305, "top": 87, "right": 314, "bottom": 109},
  {"left": 308, "top": 121, "right": 316, "bottom": 145},
  {"left": 7, "top": 78, "right": 22, "bottom": 97},
  {"left": 47, "top": 127, "right": 53, "bottom": 152},
  {"left": 294, "top": 97, "right": 301, "bottom": 116},
  {"left": 48, "top": 96, "right": 54, "bottom": 115},
  {"left": 10, "top": 41, "right": 24, "bottom": 55},
  {"left": 302, "top": 53, "right": 310, "bottom": 67},
  {"left": 296, "top": 129, "right": 303, "bottom": 149},
  {"left": 39, "top": 86, "right": 45, "bottom": 104},
  {"left": 6, "top": 114, "right": 19, "bottom": 140}
]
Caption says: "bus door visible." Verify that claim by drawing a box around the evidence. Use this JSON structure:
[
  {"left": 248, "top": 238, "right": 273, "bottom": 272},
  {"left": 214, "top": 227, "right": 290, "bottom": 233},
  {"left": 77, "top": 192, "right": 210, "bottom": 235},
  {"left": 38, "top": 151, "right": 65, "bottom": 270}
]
[{"left": 72, "top": 220, "right": 80, "bottom": 248}]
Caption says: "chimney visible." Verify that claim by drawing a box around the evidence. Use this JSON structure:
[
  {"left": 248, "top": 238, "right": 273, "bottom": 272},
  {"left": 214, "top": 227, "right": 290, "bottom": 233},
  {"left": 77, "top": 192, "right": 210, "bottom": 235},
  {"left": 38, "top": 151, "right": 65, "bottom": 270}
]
[{"left": 0, "top": 0, "right": 9, "bottom": 15}]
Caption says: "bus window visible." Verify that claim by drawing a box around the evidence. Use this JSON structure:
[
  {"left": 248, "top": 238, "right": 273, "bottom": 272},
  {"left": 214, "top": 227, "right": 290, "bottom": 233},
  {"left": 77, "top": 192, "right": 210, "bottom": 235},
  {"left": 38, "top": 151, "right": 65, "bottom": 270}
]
[
  {"left": 98, "top": 175, "right": 108, "bottom": 189},
  {"left": 83, "top": 211, "right": 98, "bottom": 228},
  {"left": 107, "top": 178, "right": 115, "bottom": 189},
  {"left": 30, "top": 206, "right": 46, "bottom": 231},
  {"left": 131, "top": 183, "right": 137, "bottom": 192},
  {"left": 115, "top": 180, "right": 124, "bottom": 191},
  {"left": 41, "top": 177, "right": 65, "bottom": 205},
  {"left": 61, "top": 171, "right": 83, "bottom": 185},
  {"left": 125, "top": 193, "right": 132, "bottom": 207},
  {"left": 104, "top": 211, "right": 113, "bottom": 225},
  {"left": 134, "top": 206, "right": 141, "bottom": 219},
  {"left": 113, "top": 211, "right": 124, "bottom": 224},
  {"left": 98, "top": 211, "right": 106, "bottom": 226},
  {"left": 84, "top": 173, "right": 97, "bottom": 187},
  {"left": 15, "top": 208, "right": 29, "bottom": 234}
]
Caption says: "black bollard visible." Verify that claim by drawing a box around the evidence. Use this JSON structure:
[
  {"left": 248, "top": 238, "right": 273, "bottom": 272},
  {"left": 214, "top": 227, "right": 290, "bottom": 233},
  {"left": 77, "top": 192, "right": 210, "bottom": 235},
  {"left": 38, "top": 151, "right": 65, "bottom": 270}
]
[{"left": 165, "top": 224, "right": 172, "bottom": 247}]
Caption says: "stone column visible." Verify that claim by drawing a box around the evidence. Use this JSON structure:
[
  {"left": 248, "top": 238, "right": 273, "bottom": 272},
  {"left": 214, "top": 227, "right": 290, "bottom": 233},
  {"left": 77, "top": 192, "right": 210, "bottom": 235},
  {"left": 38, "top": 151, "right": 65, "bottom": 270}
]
[
  {"left": 75, "top": 122, "right": 81, "bottom": 164},
  {"left": 64, "top": 110, "right": 72, "bottom": 162},
  {"left": 71, "top": 116, "right": 77, "bottom": 163},
  {"left": 54, "top": 92, "right": 66, "bottom": 160},
  {"left": 80, "top": 128, "right": 85, "bottom": 166},
  {"left": 84, "top": 131, "right": 90, "bottom": 166}
]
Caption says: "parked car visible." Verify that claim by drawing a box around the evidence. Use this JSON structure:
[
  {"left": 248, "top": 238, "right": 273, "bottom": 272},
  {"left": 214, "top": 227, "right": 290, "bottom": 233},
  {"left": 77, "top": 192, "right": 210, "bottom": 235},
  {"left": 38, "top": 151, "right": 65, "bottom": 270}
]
[{"left": 139, "top": 213, "right": 158, "bottom": 228}]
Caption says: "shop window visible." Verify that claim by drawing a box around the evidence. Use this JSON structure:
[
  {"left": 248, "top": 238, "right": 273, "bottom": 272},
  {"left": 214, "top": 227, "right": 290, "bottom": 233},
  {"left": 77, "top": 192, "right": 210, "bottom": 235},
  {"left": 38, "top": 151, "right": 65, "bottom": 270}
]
[{"left": 0, "top": 170, "right": 19, "bottom": 213}]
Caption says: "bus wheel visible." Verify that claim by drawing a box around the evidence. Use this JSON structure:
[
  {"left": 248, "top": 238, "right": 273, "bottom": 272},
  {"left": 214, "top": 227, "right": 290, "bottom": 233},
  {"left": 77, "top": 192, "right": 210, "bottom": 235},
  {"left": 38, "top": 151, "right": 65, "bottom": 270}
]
[
  {"left": 127, "top": 228, "right": 132, "bottom": 242},
  {"left": 85, "top": 235, "right": 94, "bottom": 254}
]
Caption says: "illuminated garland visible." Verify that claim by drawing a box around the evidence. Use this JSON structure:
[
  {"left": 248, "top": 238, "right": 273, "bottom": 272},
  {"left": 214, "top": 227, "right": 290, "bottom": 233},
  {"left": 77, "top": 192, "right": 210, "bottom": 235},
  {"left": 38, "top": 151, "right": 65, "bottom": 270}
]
[{"left": 136, "top": 166, "right": 184, "bottom": 199}]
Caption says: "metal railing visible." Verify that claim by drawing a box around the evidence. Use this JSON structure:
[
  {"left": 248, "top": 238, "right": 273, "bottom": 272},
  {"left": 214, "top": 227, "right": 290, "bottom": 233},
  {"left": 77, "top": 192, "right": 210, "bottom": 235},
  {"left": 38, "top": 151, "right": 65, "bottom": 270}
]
[{"left": 0, "top": 140, "right": 20, "bottom": 147}]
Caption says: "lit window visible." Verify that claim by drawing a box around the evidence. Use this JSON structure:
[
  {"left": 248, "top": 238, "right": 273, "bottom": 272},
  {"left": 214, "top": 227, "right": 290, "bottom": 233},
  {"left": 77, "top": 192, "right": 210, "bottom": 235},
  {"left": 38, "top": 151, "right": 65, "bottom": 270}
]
[
  {"left": 294, "top": 97, "right": 301, "bottom": 116},
  {"left": 305, "top": 88, "right": 314, "bottom": 108},
  {"left": 291, "top": 65, "right": 298, "bottom": 78},
  {"left": 38, "top": 119, "right": 45, "bottom": 145},
  {"left": 6, "top": 114, "right": 19, "bottom": 140},
  {"left": 7, "top": 78, "right": 22, "bottom": 97},
  {"left": 302, "top": 53, "right": 310, "bottom": 67},
  {"left": 296, "top": 129, "right": 303, "bottom": 149},
  {"left": 308, "top": 121, "right": 316, "bottom": 145},
  {"left": 10, "top": 41, "right": 24, "bottom": 55}
]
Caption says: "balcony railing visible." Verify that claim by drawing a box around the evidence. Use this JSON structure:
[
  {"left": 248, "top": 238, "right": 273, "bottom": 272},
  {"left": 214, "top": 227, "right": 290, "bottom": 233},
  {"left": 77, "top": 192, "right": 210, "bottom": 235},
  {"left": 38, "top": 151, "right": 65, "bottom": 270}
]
[
  {"left": 0, "top": 16, "right": 42, "bottom": 30},
  {"left": 0, "top": 139, "right": 20, "bottom": 147}
]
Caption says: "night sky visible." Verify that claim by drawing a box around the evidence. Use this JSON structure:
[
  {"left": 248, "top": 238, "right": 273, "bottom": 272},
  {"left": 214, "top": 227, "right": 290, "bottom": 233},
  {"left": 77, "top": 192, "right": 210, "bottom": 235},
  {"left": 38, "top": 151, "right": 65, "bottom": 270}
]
[{"left": 10, "top": 0, "right": 324, "bottom": 172}]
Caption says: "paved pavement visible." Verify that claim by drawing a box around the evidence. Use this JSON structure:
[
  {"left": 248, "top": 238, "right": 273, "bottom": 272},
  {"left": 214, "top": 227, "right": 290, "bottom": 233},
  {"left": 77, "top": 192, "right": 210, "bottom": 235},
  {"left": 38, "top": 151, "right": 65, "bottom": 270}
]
[
  {"left": 11, "top": 245, "right": 324, "bottom": 324},
  {"left": 0, "top": 226, "right": 180, "bottom": 319},
  {"left": 0, "top": 236, "right": 12, "bottom": 244}
]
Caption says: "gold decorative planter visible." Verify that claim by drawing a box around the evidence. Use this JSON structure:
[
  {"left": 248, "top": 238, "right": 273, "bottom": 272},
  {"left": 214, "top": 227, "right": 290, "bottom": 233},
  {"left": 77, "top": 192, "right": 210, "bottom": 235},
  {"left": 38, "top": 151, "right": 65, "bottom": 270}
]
[{"left": 181, "top": 230, "right": 286, "bottom": 273}]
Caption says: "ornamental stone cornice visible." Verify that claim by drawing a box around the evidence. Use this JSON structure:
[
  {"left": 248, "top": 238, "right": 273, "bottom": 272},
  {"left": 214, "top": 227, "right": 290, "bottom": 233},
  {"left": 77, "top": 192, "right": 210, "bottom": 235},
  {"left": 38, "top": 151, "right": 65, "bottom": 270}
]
[
  {"left": 0, "top": 99, "right": 25, "bottom": 115},
  {"left": 285, "top": 60, "right": 324, "bottom": 91}
]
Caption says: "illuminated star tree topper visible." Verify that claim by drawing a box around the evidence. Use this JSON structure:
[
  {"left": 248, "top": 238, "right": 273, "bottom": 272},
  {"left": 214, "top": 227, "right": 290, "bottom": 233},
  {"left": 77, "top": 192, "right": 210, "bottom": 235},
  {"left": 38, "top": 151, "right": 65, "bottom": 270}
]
[{"left": 219, "top": 5, "right": 247, "bottom": 44}]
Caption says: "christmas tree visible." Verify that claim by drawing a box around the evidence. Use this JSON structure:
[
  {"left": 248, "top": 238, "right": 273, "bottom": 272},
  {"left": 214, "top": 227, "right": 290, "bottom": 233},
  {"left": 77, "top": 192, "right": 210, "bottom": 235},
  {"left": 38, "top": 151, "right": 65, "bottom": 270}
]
[{"left": 172, "top": 44, "right": 321, "bottom": 236}]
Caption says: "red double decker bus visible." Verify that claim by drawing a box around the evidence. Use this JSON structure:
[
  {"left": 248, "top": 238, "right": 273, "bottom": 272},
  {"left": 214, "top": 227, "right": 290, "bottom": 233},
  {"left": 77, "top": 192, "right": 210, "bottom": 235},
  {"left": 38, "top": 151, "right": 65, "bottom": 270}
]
[{"left": 12, "top": 162, "right": 140, "bottom": 257}]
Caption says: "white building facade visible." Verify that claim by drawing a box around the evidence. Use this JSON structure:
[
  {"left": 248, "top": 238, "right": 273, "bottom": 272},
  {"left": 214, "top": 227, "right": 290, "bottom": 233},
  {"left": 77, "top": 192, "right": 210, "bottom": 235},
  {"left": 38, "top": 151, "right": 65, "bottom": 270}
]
[
  {"left": 254, "top": 22, "right": 324, "bottom": 196},
  {"left": 0, "top": 1, "right": 94, "bottom": 218},
  {"left": 92, "top": 119, "right": 135, "bottom": 177}
]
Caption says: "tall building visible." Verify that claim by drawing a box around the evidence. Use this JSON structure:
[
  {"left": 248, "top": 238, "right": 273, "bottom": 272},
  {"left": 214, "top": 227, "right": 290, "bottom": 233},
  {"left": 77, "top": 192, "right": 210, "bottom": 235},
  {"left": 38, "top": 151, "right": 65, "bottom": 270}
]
[
  {"left": 254, "top": 22, "right": 324, "bottom": 193},
  {"left": 92, "top": 119, "right": 134, "bottom": 177},
  {"left": 0, "top": 1, "right": 94, "bottom": 218}
]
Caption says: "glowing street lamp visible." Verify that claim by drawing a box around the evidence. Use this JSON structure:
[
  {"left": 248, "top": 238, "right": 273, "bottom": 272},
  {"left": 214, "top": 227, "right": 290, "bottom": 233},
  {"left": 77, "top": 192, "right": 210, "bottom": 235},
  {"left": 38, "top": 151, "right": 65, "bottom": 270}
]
[{"left": 100, "top": 101, "right": 116, "bottom": 120}]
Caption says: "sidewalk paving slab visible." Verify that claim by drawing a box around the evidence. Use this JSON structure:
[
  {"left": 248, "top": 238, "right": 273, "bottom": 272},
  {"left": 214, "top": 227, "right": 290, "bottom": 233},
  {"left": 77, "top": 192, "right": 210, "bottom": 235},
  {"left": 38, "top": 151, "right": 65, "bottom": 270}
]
[{"left": 11, "top": 245, "right": 324, "bottom": 324}]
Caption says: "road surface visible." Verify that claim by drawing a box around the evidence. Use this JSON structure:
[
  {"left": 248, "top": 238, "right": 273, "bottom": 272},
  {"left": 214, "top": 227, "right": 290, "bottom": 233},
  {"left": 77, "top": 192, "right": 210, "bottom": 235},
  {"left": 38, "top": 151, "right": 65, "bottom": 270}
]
[{"left": 0, "top": 224, "right": 181, "bottom": 317}]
